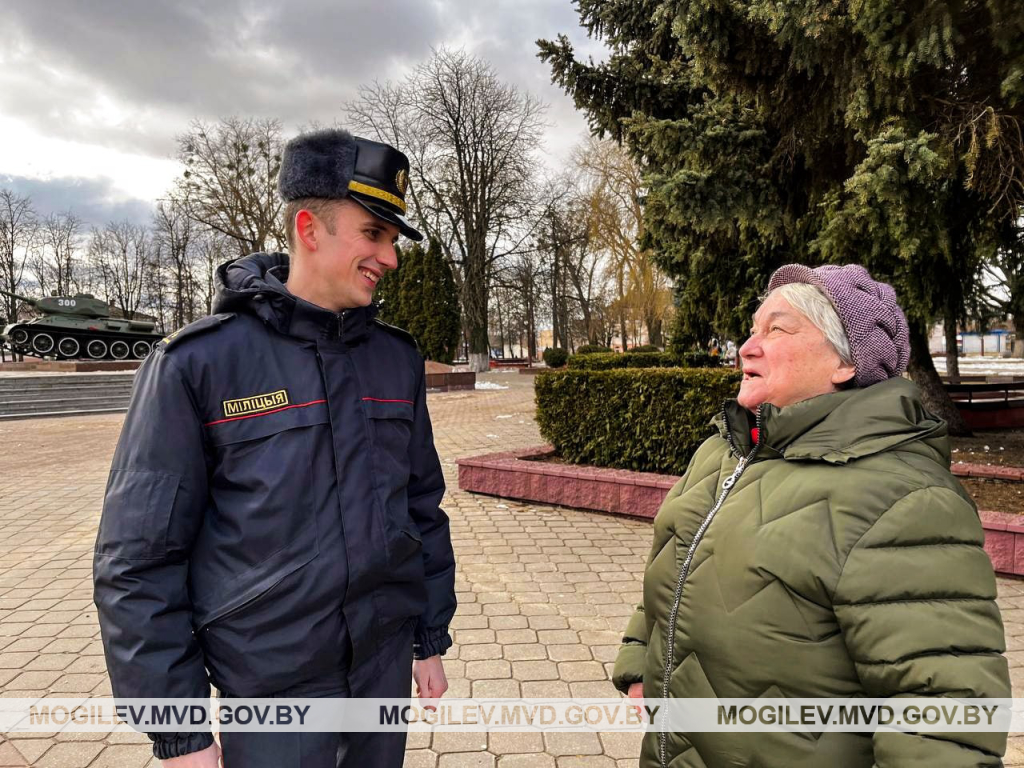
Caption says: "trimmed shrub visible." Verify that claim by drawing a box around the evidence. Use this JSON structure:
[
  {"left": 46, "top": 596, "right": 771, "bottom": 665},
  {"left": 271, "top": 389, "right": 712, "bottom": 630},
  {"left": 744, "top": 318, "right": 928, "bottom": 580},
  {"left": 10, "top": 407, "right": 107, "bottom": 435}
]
[
  {"left": 631, "top": 344, "right": 660, "bottom": 352},
  {"left": 575, "top": 344, "right": 613, "bottom": 355},
  {"left": 681, "top": 351, "right": 723, "bottom": 368},
  {"left": 542, "top": 347, "right": 569, "bottom": 368},
  {"left": 536, "top": 368, "right": 742, "bottom": 475},
  {"left": 568, "top": 351, "right": 672, "bottom": 370},
  {"left": 567, "top": 351, "right": 724, "bottom": 370}
]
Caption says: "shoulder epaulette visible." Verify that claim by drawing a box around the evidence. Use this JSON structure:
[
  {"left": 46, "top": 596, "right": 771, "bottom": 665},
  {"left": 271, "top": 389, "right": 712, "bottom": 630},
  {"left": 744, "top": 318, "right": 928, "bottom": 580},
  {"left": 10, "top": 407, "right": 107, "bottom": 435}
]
[
  {"left": 159, "top": 313, "right": 235, "bottom": 351},
  {"left": 373, "top": 318, "right": 420, "bottom": 352}
]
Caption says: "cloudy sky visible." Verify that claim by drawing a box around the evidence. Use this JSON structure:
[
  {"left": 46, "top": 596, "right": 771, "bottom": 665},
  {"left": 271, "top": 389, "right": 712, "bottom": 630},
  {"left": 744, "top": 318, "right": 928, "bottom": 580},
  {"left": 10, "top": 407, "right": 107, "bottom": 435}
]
[{"left": 0, "top": 0, "right": 604, "bottom": 228}]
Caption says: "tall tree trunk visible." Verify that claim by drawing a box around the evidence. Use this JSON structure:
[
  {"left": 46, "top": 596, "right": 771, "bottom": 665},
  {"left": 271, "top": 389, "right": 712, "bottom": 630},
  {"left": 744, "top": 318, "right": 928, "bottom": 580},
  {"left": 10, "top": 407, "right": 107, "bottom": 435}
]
[
  {"left": 943, "top": 300, "right": 960, "bottom": 379},
  {"left": 464, "top": 246, "right": 490, "bottom": 372},
  {"left": 1010, "top": 273, "right": 1024, "bottom": 358},
  {"left": 618, "top": 268, "right": 627, "bottom": 351},
  {"left": 907, "top": 321, "right": 972, "bottom": 436},
  {"left": 645, "top": 310, "right": 663, "bottom": 347},
  {"left": 496, "top": 291, "right": 505, "bottom": 359},
  {"left": 526, "top": 297, "right": 537, "bottom": 361}
]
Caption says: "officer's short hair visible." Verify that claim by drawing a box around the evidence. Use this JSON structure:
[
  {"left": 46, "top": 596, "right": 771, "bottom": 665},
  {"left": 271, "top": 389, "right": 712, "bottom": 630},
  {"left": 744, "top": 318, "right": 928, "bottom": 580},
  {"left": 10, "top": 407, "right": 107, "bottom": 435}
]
[{"left": 283, "top": 197, "right": 347, "bottom": 252}]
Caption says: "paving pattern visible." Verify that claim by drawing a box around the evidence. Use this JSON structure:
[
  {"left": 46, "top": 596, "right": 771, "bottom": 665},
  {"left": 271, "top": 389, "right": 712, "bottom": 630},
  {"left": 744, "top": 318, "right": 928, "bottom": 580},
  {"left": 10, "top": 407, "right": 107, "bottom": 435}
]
[{"left": 0, "top": 371, "right": 1022, "bottom": 766}]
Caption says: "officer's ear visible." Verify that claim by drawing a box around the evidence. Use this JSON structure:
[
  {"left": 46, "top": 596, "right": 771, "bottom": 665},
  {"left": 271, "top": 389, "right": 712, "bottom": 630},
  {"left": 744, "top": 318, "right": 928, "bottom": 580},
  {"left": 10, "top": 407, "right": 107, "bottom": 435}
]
[{"left": 294, "top": 209, "right": 319, "bottom": 252}]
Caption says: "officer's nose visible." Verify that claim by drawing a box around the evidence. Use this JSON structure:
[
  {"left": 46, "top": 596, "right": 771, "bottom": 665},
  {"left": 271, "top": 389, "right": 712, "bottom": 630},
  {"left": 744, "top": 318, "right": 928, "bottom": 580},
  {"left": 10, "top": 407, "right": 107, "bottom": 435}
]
[{"left": 378, "top": 243, "right": 399, "bottom": 272}]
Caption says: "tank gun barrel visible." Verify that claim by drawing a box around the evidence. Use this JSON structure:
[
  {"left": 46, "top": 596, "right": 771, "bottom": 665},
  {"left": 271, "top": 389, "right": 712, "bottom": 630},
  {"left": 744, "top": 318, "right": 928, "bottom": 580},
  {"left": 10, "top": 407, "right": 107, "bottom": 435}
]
[{"left": 0, "top": 288, "right": 37, "bottom": 307}]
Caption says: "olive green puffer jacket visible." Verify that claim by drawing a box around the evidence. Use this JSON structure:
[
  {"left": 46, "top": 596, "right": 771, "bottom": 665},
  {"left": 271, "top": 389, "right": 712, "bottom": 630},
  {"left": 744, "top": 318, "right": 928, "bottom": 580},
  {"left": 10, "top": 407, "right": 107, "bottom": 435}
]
[{"left": 613, "top": 377, "right": 1010, "bottom": 768}]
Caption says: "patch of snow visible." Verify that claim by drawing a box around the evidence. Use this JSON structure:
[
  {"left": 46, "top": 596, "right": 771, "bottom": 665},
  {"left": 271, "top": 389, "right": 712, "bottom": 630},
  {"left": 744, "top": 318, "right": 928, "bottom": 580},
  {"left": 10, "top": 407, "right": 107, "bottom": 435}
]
[
  {"left": 475, "top": 381, "right": 509, "bottom": 390},
  {"left": 495, "top": 414, "right": 514, "bottom": 419},
  {"left": 933, "top": 357, "right": 1024, "bottom": 376}
]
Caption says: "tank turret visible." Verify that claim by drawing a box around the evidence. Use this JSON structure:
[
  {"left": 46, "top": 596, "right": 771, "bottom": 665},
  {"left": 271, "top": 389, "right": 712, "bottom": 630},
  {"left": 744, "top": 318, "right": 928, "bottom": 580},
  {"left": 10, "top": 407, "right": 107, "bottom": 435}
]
[{"left": 0, "top": 289, "right": 164, "bottom": 361}]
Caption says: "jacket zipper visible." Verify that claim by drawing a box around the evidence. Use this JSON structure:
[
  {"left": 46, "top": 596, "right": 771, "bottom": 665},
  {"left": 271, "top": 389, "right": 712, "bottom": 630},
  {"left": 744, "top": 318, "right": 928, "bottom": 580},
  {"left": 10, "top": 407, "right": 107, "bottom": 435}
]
[
  {"left": 199, "top": 572, "right": 291, "bottom": 632},
  {"left": 658, "top": 406, "right": 763, "bottom": 768},
  {"left": 331, "top": 311, "right": 347, "bottom": 340}
]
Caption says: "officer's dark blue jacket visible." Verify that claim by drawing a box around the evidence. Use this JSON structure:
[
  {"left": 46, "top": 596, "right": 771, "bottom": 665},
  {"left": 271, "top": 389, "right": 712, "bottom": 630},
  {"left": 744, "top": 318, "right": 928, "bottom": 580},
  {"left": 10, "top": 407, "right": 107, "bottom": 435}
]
[{"left": 94, "top": 252, "right": 456, "bottom": 758}]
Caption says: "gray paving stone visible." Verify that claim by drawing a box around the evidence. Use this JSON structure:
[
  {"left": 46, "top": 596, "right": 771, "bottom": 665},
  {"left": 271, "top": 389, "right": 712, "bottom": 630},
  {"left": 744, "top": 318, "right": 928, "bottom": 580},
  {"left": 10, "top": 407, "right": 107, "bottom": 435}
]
[{"left": 5, "top": 376, "right": 1024, "bottom": 766}]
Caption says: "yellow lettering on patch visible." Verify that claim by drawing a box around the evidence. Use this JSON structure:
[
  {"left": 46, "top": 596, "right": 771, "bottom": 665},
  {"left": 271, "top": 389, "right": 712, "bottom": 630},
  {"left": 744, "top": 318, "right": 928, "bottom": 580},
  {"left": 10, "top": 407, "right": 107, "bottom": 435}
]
[{"left": 222, "top": 389, "right": 289, "bottom": 418}]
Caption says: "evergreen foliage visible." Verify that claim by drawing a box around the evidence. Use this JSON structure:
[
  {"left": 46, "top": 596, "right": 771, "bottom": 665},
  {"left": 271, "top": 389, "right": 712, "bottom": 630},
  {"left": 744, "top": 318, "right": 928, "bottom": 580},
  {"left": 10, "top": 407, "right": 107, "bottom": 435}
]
[
  {"left": 575, "top": 344, "right": 614, "bottom": 354},
  {"left": 375, "top": 238, "right": 461, "bottom": 363},
  {"left": 539, "top": 0, "right": 1024, "bottom": 431},
  {"left": 542, "top": 347, "right": 569, "bottom": 368},
  {"left": 567, "top": 350, "right": 721, "bottom": 370}
]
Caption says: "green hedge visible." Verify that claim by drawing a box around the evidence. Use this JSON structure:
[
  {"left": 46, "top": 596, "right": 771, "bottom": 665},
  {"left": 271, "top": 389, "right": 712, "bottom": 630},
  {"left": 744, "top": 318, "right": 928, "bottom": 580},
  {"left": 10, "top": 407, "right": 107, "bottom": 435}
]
[
  {"left": 535, "top": 368, "right": 742, "bottom": 475},
  {"left": 542, "top": 347, "right": 568, "bottom": 368},
  {"left": 567, "top": 351, "right": 723, "bottom": 370},
  {"left": 575, "top": 344, "right": 614, "bottom": 355}
]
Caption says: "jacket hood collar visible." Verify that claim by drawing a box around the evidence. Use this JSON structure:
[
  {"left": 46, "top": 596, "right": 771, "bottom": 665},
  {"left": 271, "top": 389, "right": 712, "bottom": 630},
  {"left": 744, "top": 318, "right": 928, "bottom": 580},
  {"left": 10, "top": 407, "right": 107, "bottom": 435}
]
[
  {"left": 717, "top": 377, "right": 948, "bottom": 465},
  {"left": 212, "top": 252, "right": 378, "bottom": 343}
]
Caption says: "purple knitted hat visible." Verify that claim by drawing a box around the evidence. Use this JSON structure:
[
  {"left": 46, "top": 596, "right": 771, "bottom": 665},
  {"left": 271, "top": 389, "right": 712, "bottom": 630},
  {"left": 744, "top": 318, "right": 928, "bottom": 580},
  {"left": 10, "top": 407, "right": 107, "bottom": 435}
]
[{"left": 766, "top": 264, "right": 910, "bottom": 387}]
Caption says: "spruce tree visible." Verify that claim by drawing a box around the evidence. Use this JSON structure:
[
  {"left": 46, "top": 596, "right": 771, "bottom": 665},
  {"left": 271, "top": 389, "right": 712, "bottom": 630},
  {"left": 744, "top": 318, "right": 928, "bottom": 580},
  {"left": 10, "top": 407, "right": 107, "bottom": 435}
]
[
  {"left": 375, "top": 240, "right": 460, "bottom": 363},
  {"left": 418, "top": 238, "right": 461, "bottom": 364},
  {"left": 399, "top": 241, "right": 426, "bottom": 342},
  {"left": 375, "top": 243, "right": 405, "bottom": 326},
  {"left": 539, "top": 0, "right": 1023, "bottom": 433}
]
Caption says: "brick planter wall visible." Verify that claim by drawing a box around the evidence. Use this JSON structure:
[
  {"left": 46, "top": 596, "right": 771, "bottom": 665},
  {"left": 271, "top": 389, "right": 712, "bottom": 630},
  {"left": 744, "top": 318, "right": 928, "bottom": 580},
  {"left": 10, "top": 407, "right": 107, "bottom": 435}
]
[
  {"left": 425, "top": 371, "right": 476, "bottom": 392},
  {"left": 457, "top": 446, "right": 1024, "bottom": 577}
]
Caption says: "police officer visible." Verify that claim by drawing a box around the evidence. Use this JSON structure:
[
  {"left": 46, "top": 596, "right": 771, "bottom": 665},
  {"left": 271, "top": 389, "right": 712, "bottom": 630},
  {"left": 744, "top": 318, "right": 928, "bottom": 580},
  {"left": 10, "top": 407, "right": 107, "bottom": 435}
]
[{"left": 94, "top": 129, "right": 456, "bottom": 767}]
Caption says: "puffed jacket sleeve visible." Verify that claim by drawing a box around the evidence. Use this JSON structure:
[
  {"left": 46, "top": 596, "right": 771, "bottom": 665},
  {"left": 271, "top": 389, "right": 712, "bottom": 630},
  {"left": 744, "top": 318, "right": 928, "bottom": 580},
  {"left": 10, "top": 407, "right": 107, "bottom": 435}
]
[
  {"left": 612, "top": 469, "right": 694, "bottom": 695},
  {"left": 407, "top": 359, "right": 456, "bottom": 659},
  {"left": 832, "top": 485, "right": 1011, "bottom": 766},
  {"left": 93, "top": 349, "right": 214, "bottom": 760},
  {"left": 612, "top": 604, "right": 648, "bottom": 694}
]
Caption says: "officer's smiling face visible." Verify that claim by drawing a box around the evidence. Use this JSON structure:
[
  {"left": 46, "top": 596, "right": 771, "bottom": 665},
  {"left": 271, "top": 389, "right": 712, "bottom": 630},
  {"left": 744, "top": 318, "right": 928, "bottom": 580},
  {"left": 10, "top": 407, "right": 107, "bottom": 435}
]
[{"left": 313, "top": 201, "right": 400, "bottom": 310}]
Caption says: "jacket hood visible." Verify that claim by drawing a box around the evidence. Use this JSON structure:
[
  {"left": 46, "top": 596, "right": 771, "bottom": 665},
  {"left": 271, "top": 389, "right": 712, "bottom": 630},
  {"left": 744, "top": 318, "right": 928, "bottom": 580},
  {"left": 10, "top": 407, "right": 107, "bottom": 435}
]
[
  {"left": 718, "top": 376, "right": 949, "bottom": 466},
  {"left": 213, "top": 252, "right": 378, "bottom": 343}
]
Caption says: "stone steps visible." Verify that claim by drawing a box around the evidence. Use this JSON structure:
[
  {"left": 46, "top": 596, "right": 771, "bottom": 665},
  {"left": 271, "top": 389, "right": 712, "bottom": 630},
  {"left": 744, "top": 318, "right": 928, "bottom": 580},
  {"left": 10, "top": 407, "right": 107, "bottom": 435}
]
[{"left": 0, "top": 373, "right": 135, "bottom": 420}]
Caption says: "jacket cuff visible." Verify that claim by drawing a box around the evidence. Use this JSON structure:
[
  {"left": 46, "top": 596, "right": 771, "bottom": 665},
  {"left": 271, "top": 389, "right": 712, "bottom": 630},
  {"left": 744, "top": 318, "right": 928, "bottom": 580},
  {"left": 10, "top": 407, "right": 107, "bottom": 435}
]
[
  {"left": 413, "top": 625, "right": 452, "bottom": 660},
  {"left": 151, "top": 731, "right": 215, "bottom": 760},
  {"left": 611, "top": 644, "right": 647, "bottom": 695}
]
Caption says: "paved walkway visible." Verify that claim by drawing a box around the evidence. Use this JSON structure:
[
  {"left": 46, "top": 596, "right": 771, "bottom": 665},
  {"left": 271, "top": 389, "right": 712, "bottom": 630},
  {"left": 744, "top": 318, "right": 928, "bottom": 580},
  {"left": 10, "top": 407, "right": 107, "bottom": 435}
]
[{"left": 0, "top": 371, "right": 1022, "bottom": 766}]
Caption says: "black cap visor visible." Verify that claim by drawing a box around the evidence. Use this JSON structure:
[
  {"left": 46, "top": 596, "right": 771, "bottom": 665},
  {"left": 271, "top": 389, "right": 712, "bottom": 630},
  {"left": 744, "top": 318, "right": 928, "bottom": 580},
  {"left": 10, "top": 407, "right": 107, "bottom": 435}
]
[{"left": 350, "top": 194, "right": 423, "bottom": 242}]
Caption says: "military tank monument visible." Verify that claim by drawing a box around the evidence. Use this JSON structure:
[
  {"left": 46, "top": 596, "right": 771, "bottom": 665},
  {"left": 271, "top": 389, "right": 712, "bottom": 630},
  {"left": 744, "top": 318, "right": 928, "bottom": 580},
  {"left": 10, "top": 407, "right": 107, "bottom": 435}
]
[{"left": 0, "top": 289, "right": 162, "bottom": 361}]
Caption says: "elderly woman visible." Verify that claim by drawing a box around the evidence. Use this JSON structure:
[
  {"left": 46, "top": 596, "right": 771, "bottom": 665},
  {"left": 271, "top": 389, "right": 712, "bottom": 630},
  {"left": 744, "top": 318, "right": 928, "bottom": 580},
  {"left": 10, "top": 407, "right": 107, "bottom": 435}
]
[{"left": 613, "top": 264, "right": 1011, "bottom": 767}]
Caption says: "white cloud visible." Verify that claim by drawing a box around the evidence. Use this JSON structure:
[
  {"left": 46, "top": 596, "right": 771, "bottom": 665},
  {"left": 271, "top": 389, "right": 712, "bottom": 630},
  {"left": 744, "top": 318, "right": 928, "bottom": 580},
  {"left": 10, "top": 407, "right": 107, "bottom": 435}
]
[
  {"left": 0, "top": 0, "right": 603, "bottom": 211},
  {"left": 0, "top": 116, "right": 179, "bottom": 203}
]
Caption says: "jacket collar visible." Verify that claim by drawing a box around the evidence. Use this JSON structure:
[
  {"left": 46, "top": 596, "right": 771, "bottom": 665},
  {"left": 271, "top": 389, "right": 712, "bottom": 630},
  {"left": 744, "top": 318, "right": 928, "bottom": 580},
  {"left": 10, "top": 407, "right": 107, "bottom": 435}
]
[
  {"left": 212, "top": 252, "right": 377, "bottom": 344},
  {"left": 717, "top": 377, "right": 949, "bottom": 465}
]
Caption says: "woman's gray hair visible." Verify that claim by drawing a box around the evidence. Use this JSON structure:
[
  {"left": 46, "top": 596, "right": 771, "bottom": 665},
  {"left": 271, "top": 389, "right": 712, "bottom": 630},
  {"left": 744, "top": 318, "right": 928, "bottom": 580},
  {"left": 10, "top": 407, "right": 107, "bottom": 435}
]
[{"left": 765, "top": 283, "right": 854, "bottom": 366}]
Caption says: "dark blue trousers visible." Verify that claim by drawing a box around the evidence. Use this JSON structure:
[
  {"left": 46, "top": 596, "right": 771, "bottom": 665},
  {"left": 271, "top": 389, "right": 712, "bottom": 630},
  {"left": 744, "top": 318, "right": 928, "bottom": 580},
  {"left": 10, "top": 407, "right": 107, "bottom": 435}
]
[{"left": 219, "top": 622, "right": 414, "bottom": 768}]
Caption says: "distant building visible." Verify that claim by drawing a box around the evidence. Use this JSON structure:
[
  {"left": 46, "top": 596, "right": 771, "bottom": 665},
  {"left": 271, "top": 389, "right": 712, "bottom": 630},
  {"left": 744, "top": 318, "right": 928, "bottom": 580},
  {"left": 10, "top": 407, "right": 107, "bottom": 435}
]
[{"left": 929, "top": 321, "right": 1018, "bottom": 357}]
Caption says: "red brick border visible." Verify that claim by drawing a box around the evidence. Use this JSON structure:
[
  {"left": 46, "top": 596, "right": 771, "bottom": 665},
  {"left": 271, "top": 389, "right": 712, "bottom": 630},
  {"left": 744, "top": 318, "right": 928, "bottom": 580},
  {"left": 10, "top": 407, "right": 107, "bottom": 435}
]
[
  {"left": 458, "top": 446, "right": 677, "bottom": 519},
  {"left": 952, "top": 462, "right": 1024, "bottom": 482},
  {"left": 457, "top": 446, "right": 1024, "bottom": 577},
  {"left": 425, "top": 371, "right": 476, "bottom": 392}
]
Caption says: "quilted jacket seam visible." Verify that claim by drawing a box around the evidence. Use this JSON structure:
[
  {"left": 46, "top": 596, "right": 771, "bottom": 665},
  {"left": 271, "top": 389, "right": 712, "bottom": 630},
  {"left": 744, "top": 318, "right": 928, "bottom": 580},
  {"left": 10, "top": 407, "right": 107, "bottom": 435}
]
[
  {"left": 834, "top": 596, "right": 992, "bottom": 607},
  {"left": 828, "top": 485, "right": 958, "bottom": 603}
]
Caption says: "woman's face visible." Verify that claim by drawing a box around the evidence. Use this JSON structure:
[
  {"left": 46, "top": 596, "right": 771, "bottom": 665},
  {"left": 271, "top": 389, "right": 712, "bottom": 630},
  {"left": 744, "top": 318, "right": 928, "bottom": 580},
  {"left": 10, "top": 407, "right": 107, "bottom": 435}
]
[{"left": 737, "top": 292, "right": 856, "bottom": 411}]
